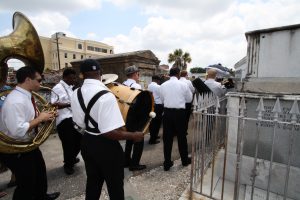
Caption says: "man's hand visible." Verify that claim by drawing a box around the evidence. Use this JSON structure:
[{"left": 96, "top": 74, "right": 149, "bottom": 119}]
[
  {"left": 131, "top": 132, "right": 144, "bottom": 142},
  {"left": 37, "top": 111, "right": 57, "bottom": 123}
]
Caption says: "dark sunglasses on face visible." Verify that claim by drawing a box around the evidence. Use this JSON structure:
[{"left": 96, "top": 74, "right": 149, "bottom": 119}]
[{"left": 34, "top": 78, "right": 43, "bottom": 83}]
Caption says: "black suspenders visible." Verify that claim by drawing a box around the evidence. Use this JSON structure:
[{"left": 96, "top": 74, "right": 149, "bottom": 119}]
[{"left": 77, "top": 88, "right": 109, "bottom": 133}]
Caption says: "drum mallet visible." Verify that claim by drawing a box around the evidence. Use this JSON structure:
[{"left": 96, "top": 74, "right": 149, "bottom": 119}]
[{"left": 142, "top": 111, "right": 156, "bottom": 135}]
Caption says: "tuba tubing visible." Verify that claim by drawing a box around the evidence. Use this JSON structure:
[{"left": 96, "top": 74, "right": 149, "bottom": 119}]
[
  {"left": 0, "top": 87, "right": 58, "bottom": 153},
  {"left": 0, "top": 12, "right": 53, "bottom": 154}
]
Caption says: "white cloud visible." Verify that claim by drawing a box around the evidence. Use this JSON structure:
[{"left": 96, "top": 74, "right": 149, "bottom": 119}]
[
  {"left": 2, "top": 0, "right": 300, "bottom": 70},
  {"left": 104, "top": 0, "right": 300, "bottom": 69},
  {"left": 0, "top": 0, "right": 102, "bottom": 14},
  {"left": 29, "top": 12, "right": 72, "bottom": 37}
]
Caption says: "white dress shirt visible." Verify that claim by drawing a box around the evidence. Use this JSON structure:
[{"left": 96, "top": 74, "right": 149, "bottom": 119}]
[
  {"left": 71, "top": 79, "right": 125, "bottom": 135},
  {"left": 123, "top": 78, "right": 142, "bottom": 89},
  {"left": 204, "top": 79, "right": 226, "bottom": 98},
  {"left": 160, "top": 77, "right": 193, "bottom": 109},
  {"left": 51, "top": 80, "right": 73, "bottom": 125},
  {"left": 179, "top": 77, "right": 195, "bottom": 94},
  {"left": 147, "top": 82, "right": 162, "bottom": 105},
  {"left": 0, "top": 86, "right": 35, "bottom": 141}
]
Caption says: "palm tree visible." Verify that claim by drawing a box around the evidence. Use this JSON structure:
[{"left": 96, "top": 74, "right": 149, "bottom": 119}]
[{"left": 168, "top": 49, "right": 192, "bottom": 70}]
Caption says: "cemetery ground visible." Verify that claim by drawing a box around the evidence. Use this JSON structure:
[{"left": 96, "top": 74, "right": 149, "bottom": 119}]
[{"left": 0, "top": 128, "right": 193, "bottom": 200}]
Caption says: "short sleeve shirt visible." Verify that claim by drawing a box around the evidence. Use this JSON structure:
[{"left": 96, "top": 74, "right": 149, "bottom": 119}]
[
  {"left": 71, "top": 79, "right": 125, "bottom": 135},
  {"left": 51, "top": 80, "right": 73, "bottom": 125}
]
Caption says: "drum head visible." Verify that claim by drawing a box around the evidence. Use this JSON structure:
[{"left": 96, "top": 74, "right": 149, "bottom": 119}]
[{"left": 125, "top": 91, "right": 153, "bottom": 132}]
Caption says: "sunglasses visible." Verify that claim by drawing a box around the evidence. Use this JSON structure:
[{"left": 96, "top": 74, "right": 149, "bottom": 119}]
[{"left": 34, "top": 78, "right": 43, "bottom": 83}]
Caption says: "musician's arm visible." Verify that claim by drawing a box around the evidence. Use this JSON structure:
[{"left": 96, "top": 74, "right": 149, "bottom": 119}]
[
  {"left": 28, "top": 112, "right": 55, "bottom": 131},
  {"left": 102, "top": 128, "right": 143, "bottom": 142}
]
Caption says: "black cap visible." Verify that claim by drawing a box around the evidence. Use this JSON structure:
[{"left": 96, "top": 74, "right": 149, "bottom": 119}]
[{"left": 80, "top": 59, "right": 101, "bottom": 73}]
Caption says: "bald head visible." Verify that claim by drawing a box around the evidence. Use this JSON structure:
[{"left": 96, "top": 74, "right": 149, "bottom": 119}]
[{"left": 206, "top": 69, "right": 217, "bottom": 79}]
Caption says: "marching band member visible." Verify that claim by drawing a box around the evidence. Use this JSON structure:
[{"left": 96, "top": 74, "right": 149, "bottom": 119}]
[
  {"left": 204, "top": 68, "right": 226, "bottom": 98},
  {"left": 71, "top": 59, "right": 144, "bottom": 200},
  {"left": 0, "top": 66, "right": 59, "bottom": 200},
  {"left": 147, "top": 75, "right": 163, "bottom": 144},
  {"left": 160, "top": 67, "right": 192, "bottom": 171},
  {"left": 179, "top": 70, "right": 195, "bottom": 135},
  {"left": 51, "top": 68, "right": 82, "bottom": 175},
  {"left": 122, "top": 65, "right": 146, "bottom": 171}
]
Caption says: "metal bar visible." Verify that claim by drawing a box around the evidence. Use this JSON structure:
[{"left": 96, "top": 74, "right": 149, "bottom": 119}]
[
  {"left": 251, "top": 121, "right": 261, "bottom": 200},
  {"left": 283, "top": 125, "right": 295, "bottom": 200},
  {"left": 201, "top": 109, "right": 208, "bottom": 193},
  {"left": 221, "top": 114, "right": 229, "bottom": 200},
  {"left": 190, "top": 112, "right": 196, "bottom": 200},
  {"left": 266, "top": 121, "right": 277, "bottom": 200},
  {"left": 210, "top": 114, "right": 218, "bottom": 197},
  {"left": 233, "top": 116, "right": 246, "bottom": 199}
]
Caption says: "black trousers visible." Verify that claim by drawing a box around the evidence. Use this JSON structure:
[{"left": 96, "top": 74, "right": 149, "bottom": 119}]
[
  {"left": 163, "top": 108, "right": 189, "bottom": 165},
  {"left": 124, "top": 139, "right": 144, "bottom": 166},
  {"left": 149, "top": 104, "right": 163, "bottom": 142},
  {"left": 0, "top": 148, "right": 47, "bottom": 200},
  {"left": 81, "top": 133, "right": 124, "bottom": 200},
  {"left": 57, "top": 117, "right": 82, "bottom": 167}
]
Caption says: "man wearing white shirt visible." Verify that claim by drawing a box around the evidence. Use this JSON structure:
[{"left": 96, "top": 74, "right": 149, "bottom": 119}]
[
  {"left": 71, "top": 59, "right": 144, "bottom": 200},
  {"left": 51, "top": 68, "right": 82, "bottom": 175},
  {"left": 0, "top": 66, "right": 60, "bottom": 200},
  {"left": 160, "top": 67, "right": 193, "bottom": 171},
  {"left": 147, "top": 75, "right": 163, "bottom": 144},
  {"left": 179, "top": 70, "right": 195, "bottom": 135},
  {"left": 204, "top": 69, "right": 226, "bottom": 98},
  {"left": 122, "top": 65, "right": 146, "bottom": 171}
]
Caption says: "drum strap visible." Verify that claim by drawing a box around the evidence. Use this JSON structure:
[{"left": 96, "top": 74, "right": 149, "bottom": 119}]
[{"left": 77, "top": 88, "right": 109, "bottom": 133}]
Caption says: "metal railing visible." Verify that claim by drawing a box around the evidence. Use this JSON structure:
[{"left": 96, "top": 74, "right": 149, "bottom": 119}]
[{"left": 189, "top": 92, "right": 300, "bottom": 200}]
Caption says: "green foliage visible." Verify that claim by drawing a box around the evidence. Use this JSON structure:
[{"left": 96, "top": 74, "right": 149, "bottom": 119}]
[
  {"left": 190, "top": 67, "right": 206, "bottom": 73},
  {"left": 168, "top": 49, "right": 192, "bottom": 70}
]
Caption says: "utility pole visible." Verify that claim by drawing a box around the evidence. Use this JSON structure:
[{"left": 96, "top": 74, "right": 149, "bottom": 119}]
[{"left": 55, "top": 32, "right": 61, "bottom": 70}]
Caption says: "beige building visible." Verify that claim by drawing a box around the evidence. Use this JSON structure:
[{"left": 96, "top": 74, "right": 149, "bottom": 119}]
[{"left": 40, "top": 32, "right": 114, "bottom": 70}]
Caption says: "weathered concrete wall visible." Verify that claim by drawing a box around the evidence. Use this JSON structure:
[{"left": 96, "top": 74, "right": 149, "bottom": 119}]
[
  {"left": 71, "top": 50, "right": 160, "bottom": 87},
  {"left": 246, "top": 25, "right": 300, "bottom": 78}
]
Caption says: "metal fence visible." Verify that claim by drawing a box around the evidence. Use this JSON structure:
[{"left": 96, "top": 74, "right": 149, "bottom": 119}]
[{"left": 189, "top": 92, "right": 300, "bottom": 200}]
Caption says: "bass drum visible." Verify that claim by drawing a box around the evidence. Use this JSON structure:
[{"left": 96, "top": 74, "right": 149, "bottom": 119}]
[{"left": 107, "top": 82, "right": 154, "bottom": 132}]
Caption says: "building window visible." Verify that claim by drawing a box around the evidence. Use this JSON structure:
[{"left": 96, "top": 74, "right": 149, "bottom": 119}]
[
  {"left": 87, "top": 46, "right": 94, "bottom": 51},
  {"left": 81, "top": 55, "right": 84, "bottom": 59},
  {"left": 73, "top": 54, "right": 76, "bottom": 59},
  {"left": 78, "top": 43, "right": 82, "bottom": 49},
  {"left": 64, "top": 53, "right": 68, "bottom": 58},
  {"left": 110, "top": 50, "right": 113, "bottom": 54}
]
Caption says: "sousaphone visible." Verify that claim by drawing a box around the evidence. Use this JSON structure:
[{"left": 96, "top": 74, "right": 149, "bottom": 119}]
[{"left": 0, "top": 12, "right": 56, "bottom": 153}]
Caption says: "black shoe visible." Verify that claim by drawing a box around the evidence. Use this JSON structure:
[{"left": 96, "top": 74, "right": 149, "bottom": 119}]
[
  {"left": 148, "top": 140, "right": 160, "bottom": 145},
  {"left": 182, "top": 157, "right": 191, "bottom": 166},
  {"left": 164, "top": 161, "right": 174, "bottom": 171},
  {"left": 64, "top": 166, "right": 75, "bottom": 175},
  {"left": 129, "top": 164, "right": 146, "bottom": 171},
  {"left": 45, "top": 192, "right": 60, "bottom": 200}
]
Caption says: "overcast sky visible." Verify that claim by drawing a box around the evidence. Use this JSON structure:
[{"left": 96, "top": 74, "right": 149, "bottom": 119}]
[{"left": 1, "top": 0, "right": 300, "bottom": 70}]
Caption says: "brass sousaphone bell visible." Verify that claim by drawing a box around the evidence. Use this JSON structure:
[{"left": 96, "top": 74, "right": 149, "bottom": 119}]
[{"left": 0, "top": 12, "right": 56, "bottom": 153}]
